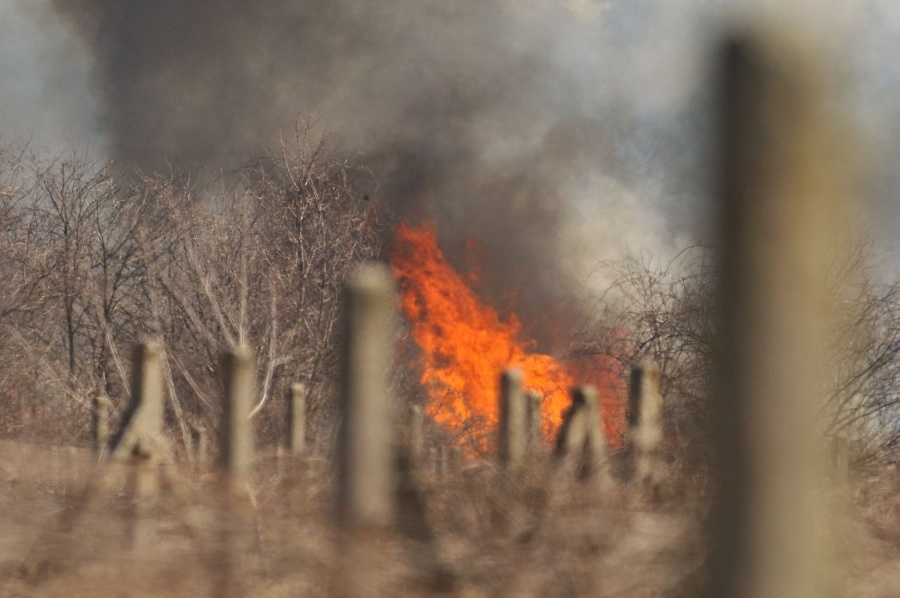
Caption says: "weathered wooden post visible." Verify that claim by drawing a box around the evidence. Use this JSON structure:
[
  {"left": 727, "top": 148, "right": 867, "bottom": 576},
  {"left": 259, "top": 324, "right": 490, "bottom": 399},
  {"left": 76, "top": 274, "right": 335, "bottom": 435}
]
[
  {"left": 92, "top": 395, "right": 111, "bottom": 455},
  {"left": 498, "top": 368, "right": 527, "bottom": 472},
  {"left": 554, "top": 386, "right": 610, "bottom": 484},
  {"left": 288, "top": 382, "right": 307, "bottom": 455},
  {"left": 525, "top": 389, "right": 543, "bottom": 454},
  {"left": 338, "top": 263, "right": 395, "bottom": 530},
  {"left": 626, "top": 359, "right": 665, "bottom": 484},
  {"left": 704, "top": 27, "right": 845, "bottom": 598}
]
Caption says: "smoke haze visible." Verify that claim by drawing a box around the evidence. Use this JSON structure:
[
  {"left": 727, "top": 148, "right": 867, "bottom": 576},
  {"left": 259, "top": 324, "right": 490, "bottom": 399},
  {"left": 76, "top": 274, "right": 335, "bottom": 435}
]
[
  {"left": 44, "top": 0, "right": 697, "bottom": 345},
  {"left": 6, "top": 0, "right": 895, "bottom": 343}
]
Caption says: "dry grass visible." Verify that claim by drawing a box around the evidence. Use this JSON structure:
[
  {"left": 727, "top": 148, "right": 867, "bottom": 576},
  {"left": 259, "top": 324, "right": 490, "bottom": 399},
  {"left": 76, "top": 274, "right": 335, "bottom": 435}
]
[{"left": 0, "top": 439, "right": 897, "bottom": 597}]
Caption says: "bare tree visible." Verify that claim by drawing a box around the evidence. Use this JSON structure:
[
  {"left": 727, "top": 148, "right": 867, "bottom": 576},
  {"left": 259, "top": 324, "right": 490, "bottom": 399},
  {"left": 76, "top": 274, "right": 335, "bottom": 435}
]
[
  {"left": 0, "top": 125, "right": 382, "bottom": 450},
  {"left": 128, "top": 123, "right": 383, "bottom": 449},
  {"left": 577, "top": 240, "right": 900, "bottom": 466}
]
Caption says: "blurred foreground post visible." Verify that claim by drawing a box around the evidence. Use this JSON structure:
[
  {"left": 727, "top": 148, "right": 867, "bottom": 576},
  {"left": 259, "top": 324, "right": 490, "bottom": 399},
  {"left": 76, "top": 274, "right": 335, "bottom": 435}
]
[
  {"left": 498, "top": 368, "right": 527, "bottom": 472},
  {"left": 705, "top": 27, "right": 847, "bottom": 598},
  {"left": 288, "top": 382, "right": 307, "bottom": 455},
  {"left": 626, "top": 359, "right": 665, "bottom": 484},
  {"left": 338, "top": 264, "right": 395, "bottom": 530}
]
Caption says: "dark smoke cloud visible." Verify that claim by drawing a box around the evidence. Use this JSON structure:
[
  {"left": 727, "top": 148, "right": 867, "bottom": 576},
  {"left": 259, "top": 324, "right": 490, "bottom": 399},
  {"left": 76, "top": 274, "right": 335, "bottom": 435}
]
[{"left": 50, "top": 0, "right": 695, "bottom": 348}]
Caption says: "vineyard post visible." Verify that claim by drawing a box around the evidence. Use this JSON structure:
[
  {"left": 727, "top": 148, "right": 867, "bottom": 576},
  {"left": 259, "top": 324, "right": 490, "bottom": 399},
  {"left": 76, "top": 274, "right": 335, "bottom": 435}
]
[
  {"left": 108, "top": 342, "right": 167, "bottom": 463},
  {"left": 554, "top": 386, "right": 609, "bottom": 484},
  {"left": 499, "top": 368, "right": 527, "bottom": 472},
  {"left": 337, "top": 264, "right": 395, "bottom": 530},
  {"left": 288, "top": 382, "right": 307, "bottom": 455},
  {"left": 92, "top": 395, "right": 111, "bottom": 455},
  {"left": 525, "top": 389, "right": 543, "bottom": 454},
  {"left": 215, "top": 345, "right": 257, "bottom": 598},
  {"left": 219, "top": 346, "right": 256, "bottom": 493},
  {"left": 626, "top": 359, "right": 665, "bottom": 484},
  {"left": 106, "top": 342, "right": 168, "bottom": 547},
  {"left": 191, "top": 424, "right": 208, "bottom": 464},
  {"left": 334, "top": 264, "right": 397, "bottom": 598}
]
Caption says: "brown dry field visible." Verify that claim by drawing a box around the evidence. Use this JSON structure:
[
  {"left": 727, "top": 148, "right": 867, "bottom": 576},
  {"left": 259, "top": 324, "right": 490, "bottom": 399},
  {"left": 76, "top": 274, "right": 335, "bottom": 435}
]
[{"left": 0, "top": 439, "right": 898, "bottom": 597}]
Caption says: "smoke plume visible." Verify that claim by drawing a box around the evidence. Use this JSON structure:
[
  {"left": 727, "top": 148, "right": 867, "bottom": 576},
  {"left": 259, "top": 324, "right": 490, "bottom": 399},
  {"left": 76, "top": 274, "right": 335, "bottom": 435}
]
[{"left": 50, "top": 0, "right": 700, "bottom": 348}]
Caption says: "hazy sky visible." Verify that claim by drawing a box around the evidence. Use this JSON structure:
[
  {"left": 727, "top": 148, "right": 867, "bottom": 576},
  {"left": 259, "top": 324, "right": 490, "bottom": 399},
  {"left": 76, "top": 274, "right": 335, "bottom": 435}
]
[{"left": 2, "top": 0, "right": 900, "bottom": 267}]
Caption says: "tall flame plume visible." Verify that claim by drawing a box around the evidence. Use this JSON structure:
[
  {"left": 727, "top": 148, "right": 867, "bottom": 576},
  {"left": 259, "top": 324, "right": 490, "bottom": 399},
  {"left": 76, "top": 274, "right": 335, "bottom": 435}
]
[{"left": 391, "top": 222, "right": 622, "bottom": 453}]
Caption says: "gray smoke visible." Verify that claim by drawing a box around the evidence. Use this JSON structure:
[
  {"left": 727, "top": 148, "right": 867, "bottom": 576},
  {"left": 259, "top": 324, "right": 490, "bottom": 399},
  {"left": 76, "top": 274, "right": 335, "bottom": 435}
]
[
  {"left": 0, "top": 1, "right": 96, "bottom": 152},
  {"left": 49, "top": 0, "right": 705, "bottom": 347}
]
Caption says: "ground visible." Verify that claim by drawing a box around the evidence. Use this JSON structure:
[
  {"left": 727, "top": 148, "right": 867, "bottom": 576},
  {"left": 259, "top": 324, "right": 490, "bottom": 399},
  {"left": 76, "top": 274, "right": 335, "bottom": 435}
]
[{"left": 0, "top": 439, "right": 896, "bottom": 597}]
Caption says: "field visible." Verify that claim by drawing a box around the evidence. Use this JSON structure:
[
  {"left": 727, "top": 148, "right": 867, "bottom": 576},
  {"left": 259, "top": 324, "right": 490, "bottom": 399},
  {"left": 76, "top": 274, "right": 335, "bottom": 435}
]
[{"left": 0, "top": 439, "right": 898, "bottom": 597}]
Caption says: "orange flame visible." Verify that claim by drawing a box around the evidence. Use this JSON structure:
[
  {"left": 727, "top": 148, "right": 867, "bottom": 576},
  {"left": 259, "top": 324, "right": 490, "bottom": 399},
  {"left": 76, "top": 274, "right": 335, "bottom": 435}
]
[{"left": 391, "top": 222, "right": 624, "bottom": 453}]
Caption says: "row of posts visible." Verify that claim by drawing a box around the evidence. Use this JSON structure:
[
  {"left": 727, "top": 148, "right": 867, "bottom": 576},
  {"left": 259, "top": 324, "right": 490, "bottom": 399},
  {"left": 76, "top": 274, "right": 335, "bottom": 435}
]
[
  {"left": 88, "top": 258, "right": 851, "bottom": 597},
  {"left": 92, "top": 374, "right": 308, "bottom": 464},
  {"left": 90, "top": 271, "right": 670, "bottom": 529}
]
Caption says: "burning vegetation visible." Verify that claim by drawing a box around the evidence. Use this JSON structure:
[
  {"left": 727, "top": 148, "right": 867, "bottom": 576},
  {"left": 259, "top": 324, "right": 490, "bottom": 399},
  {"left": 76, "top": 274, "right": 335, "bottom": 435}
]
[{"left": 391, "top": 221, "right": 624, "bottom": 452}]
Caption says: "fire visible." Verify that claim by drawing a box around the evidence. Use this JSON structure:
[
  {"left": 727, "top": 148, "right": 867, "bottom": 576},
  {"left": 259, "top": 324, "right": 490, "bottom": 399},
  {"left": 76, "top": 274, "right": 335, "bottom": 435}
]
[{"left": 391, "top": 222, "right": 623, "bottom": 453}]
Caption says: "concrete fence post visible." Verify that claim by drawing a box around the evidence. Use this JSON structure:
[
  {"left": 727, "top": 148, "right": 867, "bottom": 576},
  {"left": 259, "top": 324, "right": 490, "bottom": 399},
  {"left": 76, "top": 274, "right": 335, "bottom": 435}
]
[
  {"left": 92, "top": 395, "right": 111, "bottom": 455},
  {"left": 191, "top": 424, "right": 208, "bottom": 465},
  {"left": 498, "top": 368, "right": 527, "bottom": 472},
  {"left": 105, "top": 342, "right": 169, "bottom": 548},
  {"left": 582, "top": 386, "right": 610, "bottom": 483},
  {"left": 288, "top": 382, "right": 307, "bottom": 455},
  {"left": 337, "top": 263, "right": 395, "bottom": 530},
  {"left": 554, "top": 386, "right": 609, "bottom": 484},
  {"left": 334, "top": 263, "right": 398, "bottom": 598},
  {"left": 525, "top": 390, "right": 543, "bottom": 454},
  {"left": 215, "top": 345, "right": 256, "bottom": 598},
  {"left": 219, "top": 346, "right": 256, "bottom": 493},
  {"left": 108, "top": 342, "right": 167, "bottom": 462},
  {"left": 626, "top": 359, "right": 665, "bottom": 484}
]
